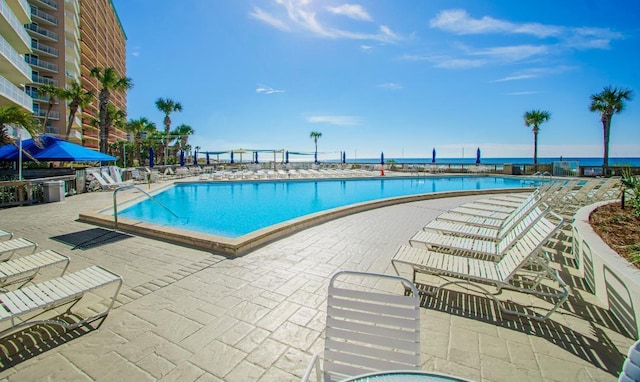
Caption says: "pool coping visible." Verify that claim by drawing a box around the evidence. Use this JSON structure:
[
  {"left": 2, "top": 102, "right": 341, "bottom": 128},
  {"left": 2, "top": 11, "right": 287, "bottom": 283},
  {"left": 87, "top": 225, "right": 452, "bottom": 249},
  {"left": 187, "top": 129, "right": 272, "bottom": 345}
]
[{"left": 78, "top": 181, "right": 533, "bottom": 256}]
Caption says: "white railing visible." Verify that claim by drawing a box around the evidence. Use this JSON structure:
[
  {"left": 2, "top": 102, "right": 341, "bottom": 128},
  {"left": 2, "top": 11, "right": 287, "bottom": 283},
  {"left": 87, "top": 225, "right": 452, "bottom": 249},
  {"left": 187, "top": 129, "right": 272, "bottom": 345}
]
[
  {"left": 31, "top": 74, "right": 59, "bottom": 86},
  {"left": 0, "top": 34, "right": 31, "bottom": 80},
  {"left": 25, "top": 55, "right": 59, "bottom": 72},
  {"left": 31, "top": 40, "right": 58, "bottom": 56},
  {"left": 30, "top": 5, "right": 57, "bottom": 24},
  {"left": 35, "top": 109, "right": 60, "bottom": 119},
  {"left": 0, "top": 0, "right": 32, "bottom": 49},
  {"left": 37, "top": 0, "right": 57, "bottom": 10},
  {"left": 25, "top": 23, "right": 59, "bottom": 41},
  {"left": 0, "top": 74, "right": 33, "bottom": 111}
]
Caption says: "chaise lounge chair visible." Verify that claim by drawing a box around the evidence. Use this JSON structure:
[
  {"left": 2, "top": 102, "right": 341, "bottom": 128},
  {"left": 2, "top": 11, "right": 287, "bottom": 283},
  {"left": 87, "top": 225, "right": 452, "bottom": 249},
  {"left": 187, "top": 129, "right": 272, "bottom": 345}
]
[
  {"left": 0, "top": 229, "right": 12, "bottom": 241},
  {"left": 0, "top": 249, "right": 70, "bottom": 290},
  {"left": 301, "top": 271, "right": 421, "bottom": 382},
  {"left": 0, "top": 238, "right": 38, "bottom": 261},
  {"left": 392, "top": 215, "right": 568, "bottom": 321},
  {"left": 0, "top": 265, "right": 123, "bottom": 337}
]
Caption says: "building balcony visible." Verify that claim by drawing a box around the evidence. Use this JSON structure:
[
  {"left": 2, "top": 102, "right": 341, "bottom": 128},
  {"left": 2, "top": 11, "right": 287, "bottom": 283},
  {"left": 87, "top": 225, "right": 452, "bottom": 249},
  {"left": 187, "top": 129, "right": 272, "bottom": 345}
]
[
  {"left": 25, "top": 23, "right": 58, "bottom": 41},
  {"left": 30, "top": 5, "right": 57, "bottom": 25},
  {"left": 31, "top": 40, "right": 58, "bottom": 56},
  {"left": 0, "top": 0, "right": 32, "bottom": 53},
  {"left": 0, "top": 73, "right": 33, "bottom": 111},
  {"left": 35, "top": 109, "right": 60, "bottom": 119},
  {"left": 31, "top": 73, "right": 58, "bottom": 86},
  {"left": 6, "top": 0, "right": 30, "bottom": 23},
  {"left": 36, "top": 0, "right": 56, "bottom": 11},
  {"left": 0, "top": 34, "right": 31, "bottom": 83},
  {"left": 25, "top": 87, "right": 58, "bottom": 103},
  {"left": 25, "top": 55, "right": 58, "bottom": 72}
]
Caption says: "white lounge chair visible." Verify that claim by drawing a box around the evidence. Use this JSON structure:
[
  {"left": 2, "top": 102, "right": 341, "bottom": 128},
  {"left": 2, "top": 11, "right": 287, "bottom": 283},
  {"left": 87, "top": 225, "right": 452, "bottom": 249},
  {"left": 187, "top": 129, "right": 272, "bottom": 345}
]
[
  {"left": 0, "top": 265, "right": 123, "bottom": 337},
  {"left": 0, "top": 238, "right": 38, "bottom": 261},
  {"left": 392, "top": 216, "right": 568, "bottom": 321},
  {"left": 410, "top": 208, "right": 558, "bottom": 260},
  {"left": 301, "top": 271, "right": 421, "bottom": 382},
  {"left": 620, "top": 339, "right": 640, "bottom": 382},
  {"left": 0, "top": 250, "right": 70, "bottom": 290},
  {"left": 0, "top": 229, "right": 12, "bottom": 241}
]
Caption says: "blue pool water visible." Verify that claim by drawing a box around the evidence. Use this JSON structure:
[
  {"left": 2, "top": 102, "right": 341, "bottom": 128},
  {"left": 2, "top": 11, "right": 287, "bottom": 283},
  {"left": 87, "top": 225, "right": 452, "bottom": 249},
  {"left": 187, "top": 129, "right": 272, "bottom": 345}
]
[{"left": 118, "top": 177, "right": 525, "bottom": 238}]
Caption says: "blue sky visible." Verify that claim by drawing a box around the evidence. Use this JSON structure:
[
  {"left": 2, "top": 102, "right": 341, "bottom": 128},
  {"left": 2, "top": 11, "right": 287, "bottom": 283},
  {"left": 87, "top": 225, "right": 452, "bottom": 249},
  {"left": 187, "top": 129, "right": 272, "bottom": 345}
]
[{"left": 111, "top": 0, "right": 639, "bottom": 160}]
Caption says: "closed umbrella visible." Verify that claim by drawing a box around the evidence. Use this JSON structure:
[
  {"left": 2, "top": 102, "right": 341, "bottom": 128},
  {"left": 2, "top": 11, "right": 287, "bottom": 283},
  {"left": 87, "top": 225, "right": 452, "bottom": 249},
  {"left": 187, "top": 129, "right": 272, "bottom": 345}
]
[
  {"left": 149, "top": 147, "right": 154, "bottom": 168},
  {"left": 476, "top": 147, "right": 481, "bottom": 164},
  {"left": 432, "top": 148, "right": 436, "bottom": 163},
  {"left": 342, "top": 151, "right": 346, "bottom": 163},
  {"left": 285, "top": 151, "right": 289, "bottom": 164},
  {"left": 193, "top": 150, "right": 198, "bottom": 165},
  {"left": 255, "top": 151, "right": 259, "bottom": 164},
  {"left": 380, "top": 152, "right": 385, "bottom": 176},
  {"left": 180, "top": 150, "right": 185, "bottom": 166},
  {"left": 230, "top": 151, "right": 234, "bottom": 164},
  {"left": 206, "top": 152, "right": 210, "bottom": 165},
  {"left": 314, "top": 151, "right": 318, "bottom": 164}
]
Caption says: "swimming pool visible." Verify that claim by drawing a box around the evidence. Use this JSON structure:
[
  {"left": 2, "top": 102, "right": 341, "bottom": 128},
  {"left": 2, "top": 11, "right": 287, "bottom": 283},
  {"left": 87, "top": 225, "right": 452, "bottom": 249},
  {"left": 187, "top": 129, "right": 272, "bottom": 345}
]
[{"left": 113, "top": 176, "right": 524, "bottom": 239}]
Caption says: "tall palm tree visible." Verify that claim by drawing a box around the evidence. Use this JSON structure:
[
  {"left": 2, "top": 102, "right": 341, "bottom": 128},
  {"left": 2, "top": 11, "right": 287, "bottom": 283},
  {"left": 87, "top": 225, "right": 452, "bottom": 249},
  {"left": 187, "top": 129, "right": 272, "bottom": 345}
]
[
  {"left": 63, "top": 81, "right": 94, "bottom": 140},
  {"left": 37, "top": 83, "right": 63, "bottom": 134},
  {"left": 589, "top": 86, "right": 634, "bottom": 172},
  {"left": 171, "top": 123, "right": 195, "bottom": 151},
  {"left": 155, "top": 98, "right": 182, "bottom": 165},
  {"left": 0, "top": 106, "right": 41, "bottom": 146},
  {"left": 310, "top": 131, "right": 322, "bottom": 163},
  {"left": 523, "top": 110, "right": 551, "bottom": 165},
  {"left": 90, "top": 66, "right": 133, "bottom": 153},
  {"left": 104, "top": 104, "right": 127, "bottom": 158},
  {"left": 125, "top": 117, "right": 156, "bottom": 166}
]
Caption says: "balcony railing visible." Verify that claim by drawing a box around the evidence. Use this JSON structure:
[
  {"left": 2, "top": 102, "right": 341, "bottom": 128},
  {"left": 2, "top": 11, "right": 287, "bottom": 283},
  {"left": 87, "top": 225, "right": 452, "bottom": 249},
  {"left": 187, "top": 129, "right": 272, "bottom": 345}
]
[
  {"left": 0, "top": 74, "right": 33, "bottom": 111},
  {"left": 37, "top": 0, "right": 57, "bottom": 10},
  {"left": 31, "top": 41, "right": 59, "bottom": 56},
  {"left": 25, "top": 23, "right": 59, "bottom": 41},
  {"left": 0, "top": 0, "right": 32, "bottom": 50},
  {"left": 0, "top": 34, "right": 31, "bottom": 80},
  {"left": 25, "top": 56, "right": 58, "bottom": 72},
  {"left": 30, "top": 6, "right": 58, "bottom": 25},
  {"left": 25, "top": 88, "right": 58, "bottom": 103},
  {"left": 35, "top": 109, "right": 60, "bottom": 119},
  {"left": 31, "top": 74, "right": 59, "bottom": 86}
]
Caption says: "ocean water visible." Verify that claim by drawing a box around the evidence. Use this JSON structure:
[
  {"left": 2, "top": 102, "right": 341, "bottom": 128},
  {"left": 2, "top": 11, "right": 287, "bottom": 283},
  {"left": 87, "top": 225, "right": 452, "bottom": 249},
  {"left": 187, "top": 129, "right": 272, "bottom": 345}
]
[{"left": 343, "top": 157, "right": 640, "bottom": 167}]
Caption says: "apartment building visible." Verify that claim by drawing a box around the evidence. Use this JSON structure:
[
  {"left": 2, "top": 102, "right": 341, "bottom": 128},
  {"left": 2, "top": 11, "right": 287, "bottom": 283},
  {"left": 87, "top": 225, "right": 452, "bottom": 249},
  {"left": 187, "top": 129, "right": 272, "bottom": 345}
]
[
  {"left": 0, "top": 0, "right": 33, "bottom": 114},
  {"left": 22, "top": 0, "right": 126, "bottom": 149}
]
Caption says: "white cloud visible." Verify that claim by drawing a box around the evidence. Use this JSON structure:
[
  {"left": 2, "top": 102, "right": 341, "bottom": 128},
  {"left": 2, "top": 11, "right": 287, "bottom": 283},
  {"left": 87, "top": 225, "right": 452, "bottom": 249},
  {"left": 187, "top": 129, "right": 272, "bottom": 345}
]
[
  {"left": 249, "top": 6, "right": 291, "bottom": 31},
  {"left": 326, "top": 4, "right": 372, "bottom": 22},
  {"left": 378, "top": 83, "right": 403, "bottom": 90},
  {"left": 492, "top": 65, "right": 577, "bottom": 82},
  {"left": 249, "top": 0, "right": 400, "bottom": 43},
  {"left": 360, "top": 44, "right": 372, "bottom": 51},
  {"left": 429, "top": 9, "right": 623, "bottom": 50},
  {"left": 307, "top": 115, "right": 362, "bottom": 126},
  {"left": 256, "top": 85, "right": 285, "bottom": 94},
  {"left": 472, "top": 44, "right": 549, "bottom": 62},
  {"left": 492, "top": 74, "right": 537, "bottom": 82}
]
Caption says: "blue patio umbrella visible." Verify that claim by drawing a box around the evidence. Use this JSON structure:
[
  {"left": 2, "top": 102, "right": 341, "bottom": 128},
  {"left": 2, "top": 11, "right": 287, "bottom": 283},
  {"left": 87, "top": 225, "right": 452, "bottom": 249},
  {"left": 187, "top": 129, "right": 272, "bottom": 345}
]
[
  {"left": 179, "top": 150, "right": 185, "bottom": 166},
  {"left": 432, "top": 148, "right": 436, "bottom": 163},
  {"left": 380, "top": 152, "right": 384, "bottom": 164},
  {"left": 230, "top": 151, "right": 234, "bottom": 163},
  {"left": 149, "top": 147, "right": 154, "bottom": 168},
  {"left": 255, "top": 151, "right": 259, "bottom": 164},
  {"left": 0, "top": 135, "right": 116, "bottom": 162},
  {"left": 206, "top": 152, "right": 210, "bottom": 165},
  {"left": 285, "top": 151, "right": 289, "bottom": 164},
  {"left": 193, "top": 150, "right": 198, "bottom": 165},
  {"left": 476, "top": 147, "right": 481, "bottom": 164},
  {"left": 342, "top": 151, "right": 346, "bottom": 163},
  {"left": 314, "top": 151, "right": 318, "bottom": 164}
]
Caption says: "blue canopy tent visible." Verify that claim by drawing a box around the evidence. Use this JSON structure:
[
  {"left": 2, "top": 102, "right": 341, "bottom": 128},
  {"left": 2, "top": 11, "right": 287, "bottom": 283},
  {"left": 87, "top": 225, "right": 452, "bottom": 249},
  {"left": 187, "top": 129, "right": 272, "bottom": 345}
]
[
  {"left": 0, "top": 135, "right": 116, "bottom": 162},
  {"left": 432, "top": 148, "right": 436, "bottom": 163},
  {"left": 149, "top": 147, "right": 155, "bottom": 168},
  {"left": 179, "top": 150, "right": 185, "bottom": 166},
  {"left": 476, "top": 147, "right": 481, "bottom": 164}
]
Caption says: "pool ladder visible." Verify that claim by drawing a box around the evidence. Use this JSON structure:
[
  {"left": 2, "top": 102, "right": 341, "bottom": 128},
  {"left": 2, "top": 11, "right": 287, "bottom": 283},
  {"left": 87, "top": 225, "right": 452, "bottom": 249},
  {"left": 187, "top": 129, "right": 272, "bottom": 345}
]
[{"left": 112, "top": 185, "right": 182, "bottom": 229}]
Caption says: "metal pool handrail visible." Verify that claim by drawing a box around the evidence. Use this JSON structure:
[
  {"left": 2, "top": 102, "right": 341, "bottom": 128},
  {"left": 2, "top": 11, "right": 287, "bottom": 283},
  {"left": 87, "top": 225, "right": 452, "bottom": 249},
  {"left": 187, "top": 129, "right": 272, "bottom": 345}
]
[{"left": 112, "top": 185, "right": 181, "bottom": 229}]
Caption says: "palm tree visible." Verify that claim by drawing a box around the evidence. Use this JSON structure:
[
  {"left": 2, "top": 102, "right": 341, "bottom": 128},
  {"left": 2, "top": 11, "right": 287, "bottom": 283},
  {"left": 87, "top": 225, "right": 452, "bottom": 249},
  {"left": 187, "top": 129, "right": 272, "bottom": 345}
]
[
  {"left": 0, "top": 106, "right": 41, "bottom": 146},
  {"left": 104, "top": 104, "right": 127, "bottom": 158},
  {"left": 310, "top": 131, "right": 322, "bottom": 163},
  {"left": 63, "top": 81, "right": 94, "bottom": 140},
  {"left": 523, "top": 110, "right": 551, "bottom": 165},
  {"left": 589, "top": 86, "right": 634, "bottom": 172},
  {"left": 171, "top": 124, "right": 195, "bottom": 151},
  {"left": 37, "top": 83, "right": 64, "bottom": 134},
  {"left": 155, "top": 98, "right": 183, "bottom": 165},
  {"left": 90, "top": 66, "right": 133, "bottom": 153},
  {"left": 125, "top": 117, "right": 156, "bottom": 165}
]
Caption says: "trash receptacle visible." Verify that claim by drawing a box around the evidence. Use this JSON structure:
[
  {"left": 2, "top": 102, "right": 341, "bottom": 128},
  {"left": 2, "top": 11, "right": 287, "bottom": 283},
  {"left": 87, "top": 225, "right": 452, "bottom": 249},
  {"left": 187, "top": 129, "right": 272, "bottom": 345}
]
[
  {"left": 503, "top": 164, "right": 521, "bottom": 175},
  {"left": 43, "top": 181, "right": 65, "bottom": 203}
]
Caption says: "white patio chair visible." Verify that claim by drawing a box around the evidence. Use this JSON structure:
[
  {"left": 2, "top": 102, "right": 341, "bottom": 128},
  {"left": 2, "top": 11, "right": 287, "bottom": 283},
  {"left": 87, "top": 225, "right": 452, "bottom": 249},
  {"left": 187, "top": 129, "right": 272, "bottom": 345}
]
[
  {"left": 620, "top": 339, "right": 640, "bottom": 382},
  {"left": 301, "top": 271, "right": 421, "bottom": 382}
]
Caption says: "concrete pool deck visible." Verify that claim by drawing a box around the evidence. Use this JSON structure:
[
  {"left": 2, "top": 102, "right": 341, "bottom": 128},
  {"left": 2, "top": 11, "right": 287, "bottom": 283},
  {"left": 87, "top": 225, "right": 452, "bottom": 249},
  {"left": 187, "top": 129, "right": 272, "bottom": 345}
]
[{"left": 0, "top": 178, "right": 633, "bottom": 381}]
